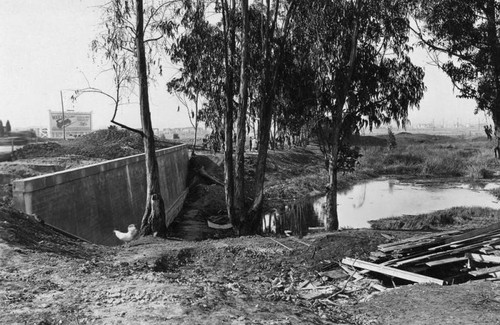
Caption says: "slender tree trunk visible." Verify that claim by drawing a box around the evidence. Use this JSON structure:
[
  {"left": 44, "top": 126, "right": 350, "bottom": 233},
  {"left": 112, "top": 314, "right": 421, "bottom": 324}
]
[
  {"left": 235, "top": 0, "right": 250, "bottom": 233},
  {"left": 222, "top": 0, "right": 236, "bottom": 228},
  {"left": 136, "top": 0, "right": 167, "bottom": 237},
  {"left": 325, "top": 117, "right": 341, "bottom": 230},
  {"left": 248, "top": 92, "right": 273, "bottom": 232},
  {"left": 192, "top": 92, "right": 199, "bottom": 155}
]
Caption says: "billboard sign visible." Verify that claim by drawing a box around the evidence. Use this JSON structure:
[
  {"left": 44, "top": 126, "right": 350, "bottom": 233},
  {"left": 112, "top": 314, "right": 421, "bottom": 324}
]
[{"left": 49, "top": 111, "right": 92, "bottom": 132}]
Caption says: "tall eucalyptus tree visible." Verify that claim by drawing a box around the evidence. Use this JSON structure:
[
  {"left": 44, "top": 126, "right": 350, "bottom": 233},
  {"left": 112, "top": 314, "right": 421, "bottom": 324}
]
[
  {"left": 89, "top": 0, "right": 176, "bottom": 236},
  {"left": 294, "top": 0, "right": 425, "bottom": 230}
]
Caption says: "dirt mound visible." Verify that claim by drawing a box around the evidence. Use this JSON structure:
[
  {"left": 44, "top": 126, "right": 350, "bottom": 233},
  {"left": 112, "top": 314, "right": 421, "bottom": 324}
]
[
  {"left": 13, "top": 142, "right": 65, "bottom": 159},
  {"left": 0, "top": 206, "right": 98, "bottom": 259},
  {"left": 14, "top": 129, "right": 177, "bottom": 160}
]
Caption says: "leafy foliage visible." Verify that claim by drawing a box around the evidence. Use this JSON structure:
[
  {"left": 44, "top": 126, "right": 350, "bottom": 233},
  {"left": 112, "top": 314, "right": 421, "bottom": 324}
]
[{"left": 415, "top": 0, "right": 500, "bottom": 124}]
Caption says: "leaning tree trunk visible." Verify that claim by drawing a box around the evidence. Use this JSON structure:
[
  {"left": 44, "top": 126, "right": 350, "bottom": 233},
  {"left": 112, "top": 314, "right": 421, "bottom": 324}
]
[
  {"left": 136, "top": 0, "right": 167, "bottom": 237},
  {"left": 247, "top": 93, "right": 274, "bottom": 233}
]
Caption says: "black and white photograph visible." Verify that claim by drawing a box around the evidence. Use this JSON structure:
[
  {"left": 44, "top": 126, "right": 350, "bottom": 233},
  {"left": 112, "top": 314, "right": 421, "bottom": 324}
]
[{"left": 1, "top": 0, "right": 500, "bottom": 324}]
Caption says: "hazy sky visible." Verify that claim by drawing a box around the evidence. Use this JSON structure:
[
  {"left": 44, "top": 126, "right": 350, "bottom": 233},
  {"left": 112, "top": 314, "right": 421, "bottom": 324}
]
[{"left": 0, "top": 1, "right": 488, "bottom": 132}]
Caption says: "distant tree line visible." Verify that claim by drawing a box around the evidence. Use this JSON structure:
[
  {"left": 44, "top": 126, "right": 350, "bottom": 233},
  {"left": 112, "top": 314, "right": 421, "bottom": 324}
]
[{"left": 0, "top": 120, "right": 11, "bottom": 137}]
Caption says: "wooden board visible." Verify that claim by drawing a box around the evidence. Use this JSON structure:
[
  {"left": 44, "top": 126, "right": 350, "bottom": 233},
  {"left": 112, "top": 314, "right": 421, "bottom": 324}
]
[
  {"left": 377, "top": 230, "right": 460, "bottom": 251},
  {"left": 425, "top": 256, "right": 468, "bottom": 267},
  {"left": 429, "top": 231, "right": 500, "bottom": 251},
  {"left": 378, "top": 238, "right": 442, "bottom": 253},
  {"left": 443, "top": 222, "right": 500, "bottom": 244},
  {"left": 488, "top": 271, "right": 500, "bottom": 278},
  {"left": 469, "top": 265, "right": 500, "bottom": 277},
  {"left": 392, "top": 238, "right": 500, "bottom": 267},
  {"left": 467, "top": 253, "right": 500, "bottom": 264},
  {"left": 342, "top": 257, "right": 443, "bottom": 285}
]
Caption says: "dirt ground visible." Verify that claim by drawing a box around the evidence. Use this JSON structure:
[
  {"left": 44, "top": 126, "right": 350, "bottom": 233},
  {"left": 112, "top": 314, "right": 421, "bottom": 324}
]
[
  {"left": 2, "top": 134, "right": 500, "bottom": 324},
  {"left": 3, "top": 206, "right": 500, "bottom": 325}
]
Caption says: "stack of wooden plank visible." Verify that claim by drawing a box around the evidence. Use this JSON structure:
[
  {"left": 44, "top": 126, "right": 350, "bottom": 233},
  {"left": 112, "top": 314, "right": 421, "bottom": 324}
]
[{"left": 341, "top": 222, "right": 500, "bottom": 286}]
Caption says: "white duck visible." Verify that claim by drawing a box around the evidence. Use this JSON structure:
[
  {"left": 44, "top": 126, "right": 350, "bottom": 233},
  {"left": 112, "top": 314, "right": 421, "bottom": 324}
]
[{"left": 113, "top": 224, "right": 138, "bottom": 243}]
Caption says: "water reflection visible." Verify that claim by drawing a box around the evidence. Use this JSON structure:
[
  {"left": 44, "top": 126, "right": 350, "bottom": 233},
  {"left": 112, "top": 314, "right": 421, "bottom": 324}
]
[{"left": 314, "top": 179, "right": 500, "bottom": 229}]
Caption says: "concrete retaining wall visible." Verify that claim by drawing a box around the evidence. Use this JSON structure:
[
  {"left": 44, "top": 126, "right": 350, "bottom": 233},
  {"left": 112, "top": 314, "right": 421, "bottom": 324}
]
[{"left": 13, "top": 144, "right": 189, "bottom": 246}]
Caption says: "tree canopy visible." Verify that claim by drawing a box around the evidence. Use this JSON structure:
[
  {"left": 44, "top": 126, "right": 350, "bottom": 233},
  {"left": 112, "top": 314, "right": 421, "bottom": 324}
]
[
  {"left": 289, "top": 0, "right": 425, "bottom": 229},
  {"left": 414, "top": 0, "right": 500, "bottom": 129}
]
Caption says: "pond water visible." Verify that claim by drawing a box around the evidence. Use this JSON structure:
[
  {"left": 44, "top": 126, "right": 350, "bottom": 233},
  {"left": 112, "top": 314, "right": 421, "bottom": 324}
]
[{"left": 313, "top": 179, "right": 500, "bottom": 229}]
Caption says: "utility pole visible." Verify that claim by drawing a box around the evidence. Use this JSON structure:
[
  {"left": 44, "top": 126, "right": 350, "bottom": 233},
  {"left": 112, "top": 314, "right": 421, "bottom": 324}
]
[{"left": 60, "top": 90, "right": 66, "bottom": 140}]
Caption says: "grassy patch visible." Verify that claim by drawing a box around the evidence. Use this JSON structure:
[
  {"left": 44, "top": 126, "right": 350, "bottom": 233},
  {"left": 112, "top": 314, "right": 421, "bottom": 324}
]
[
  {"left": 357, "top": 137, "right": 496, "bottom": 179},
  {"left": 421, "top": 151, "right": 466, "bottom": 177},
  {"left": 369, "top": 207, "right": 500, "bottom": 231}
]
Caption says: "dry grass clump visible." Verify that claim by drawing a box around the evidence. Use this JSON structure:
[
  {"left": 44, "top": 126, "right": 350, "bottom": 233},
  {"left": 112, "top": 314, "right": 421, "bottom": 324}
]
[{"left": 369, "top": 207, "right": 500, "bottom": 231}]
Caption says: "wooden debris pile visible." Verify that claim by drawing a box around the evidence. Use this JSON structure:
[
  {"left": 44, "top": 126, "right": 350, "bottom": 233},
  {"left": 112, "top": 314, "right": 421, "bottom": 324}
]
[{"left": 341, "top": 222, "right": 500, "bottom": 286}]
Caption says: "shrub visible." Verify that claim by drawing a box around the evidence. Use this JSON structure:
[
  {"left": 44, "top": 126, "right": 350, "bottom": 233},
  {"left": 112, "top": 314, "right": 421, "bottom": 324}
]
[{"left": 387, "top": 128, "right": 397, "bottom": 150}]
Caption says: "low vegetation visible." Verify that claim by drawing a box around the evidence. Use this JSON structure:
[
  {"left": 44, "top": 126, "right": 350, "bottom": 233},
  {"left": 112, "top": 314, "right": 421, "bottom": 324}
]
[
  {"left": 369, "top": 207, "right": 500, "bottom": 231},
  {"left": 357, "top": 133, "right": 497, "bottom": 179}
]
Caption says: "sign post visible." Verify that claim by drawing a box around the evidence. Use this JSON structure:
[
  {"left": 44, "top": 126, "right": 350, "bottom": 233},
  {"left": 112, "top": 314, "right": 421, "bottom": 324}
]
[
  {"left": 59, "top": 91, "right": 66, "bottom": 140},
  {"left": 49, "top": 111, "right": 92, "bottom": 138}
]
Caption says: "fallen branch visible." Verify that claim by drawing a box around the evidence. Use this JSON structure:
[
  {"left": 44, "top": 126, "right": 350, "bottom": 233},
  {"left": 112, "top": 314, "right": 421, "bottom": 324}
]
[
  {"left": 268, "top": 237, "right": 293, "bottom": 251},
  {"left": 285, "top": 234, "right": 312, "bottom": 247}
]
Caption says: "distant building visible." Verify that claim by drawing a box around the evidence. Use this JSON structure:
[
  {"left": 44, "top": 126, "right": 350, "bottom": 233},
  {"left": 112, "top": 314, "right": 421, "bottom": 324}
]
[
  {"left": 49, "top": 110, "right": 92, "bottom": 138},
  {"left": 160, "top": 126, "right": 210, "bottom": 139}
]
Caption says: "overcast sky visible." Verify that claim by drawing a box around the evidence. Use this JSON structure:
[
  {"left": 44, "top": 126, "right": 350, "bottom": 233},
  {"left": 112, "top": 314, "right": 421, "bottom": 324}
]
[{"left": 0, "top": 0, "right": 488, "bottom": 132}]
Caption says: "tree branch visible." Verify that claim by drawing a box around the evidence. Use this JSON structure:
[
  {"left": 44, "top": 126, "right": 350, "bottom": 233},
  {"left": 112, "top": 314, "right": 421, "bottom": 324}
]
[
  {"left": 144, "top": 34, "right": 165, "bottom": 43},
  {"left": 143, "top": 1, "right": 173, "bottom": 32},
  {"left": 410, "top": 19, "right": 478, "bottom": 65}
]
